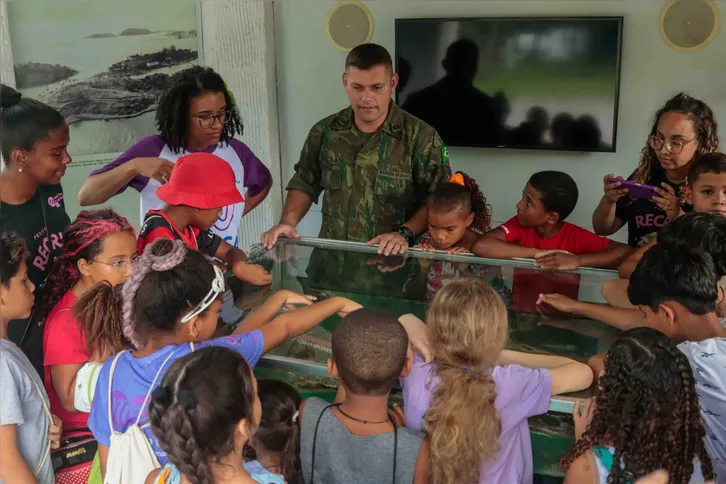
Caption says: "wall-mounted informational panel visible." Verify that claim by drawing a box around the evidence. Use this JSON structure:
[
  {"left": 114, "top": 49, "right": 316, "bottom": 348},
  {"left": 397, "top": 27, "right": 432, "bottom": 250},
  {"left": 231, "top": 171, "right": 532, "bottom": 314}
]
[{"left": 7, "top": 0, "right": 199, "bottom": 223}]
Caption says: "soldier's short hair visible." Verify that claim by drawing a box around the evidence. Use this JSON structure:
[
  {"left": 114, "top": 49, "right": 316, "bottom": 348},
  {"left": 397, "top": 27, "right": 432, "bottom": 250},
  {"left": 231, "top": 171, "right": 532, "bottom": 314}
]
[
  {"left": 528, "top": 170, "right": 579, "bottom": 222},
  {"left": 345, "top": 43, "right": 393, "bottom": 74},
  {"left": 331, "top": 307, "right": 408, "bottom": 396}
]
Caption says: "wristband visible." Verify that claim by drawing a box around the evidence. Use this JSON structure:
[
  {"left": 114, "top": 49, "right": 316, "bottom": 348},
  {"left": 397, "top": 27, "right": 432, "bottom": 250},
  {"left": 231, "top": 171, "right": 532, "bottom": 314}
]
[{"left": 396, "top": 226, "right": 415, "bottom": 246}]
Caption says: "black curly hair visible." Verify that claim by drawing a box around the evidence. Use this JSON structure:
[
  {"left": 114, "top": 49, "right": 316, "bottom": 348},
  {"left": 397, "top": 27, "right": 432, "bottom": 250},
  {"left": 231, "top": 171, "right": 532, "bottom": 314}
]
[
  {"left": 560, "top": 327, "right": 714, "bottom": 483},
  {"left": 429, "top": 171, "right": 492, "bottom": 234},
  {"left": 155, "top": 66, "right": 243, "bottom": 153}
]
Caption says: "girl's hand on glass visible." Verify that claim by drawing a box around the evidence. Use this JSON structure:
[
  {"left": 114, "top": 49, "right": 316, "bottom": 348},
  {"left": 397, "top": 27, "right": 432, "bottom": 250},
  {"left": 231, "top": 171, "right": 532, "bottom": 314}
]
[
  {"left": 445, "top": 246, "right": 471, "bottom": 255},
  {"left": 414, "top": 242, "right": 436, "bottom": 252},
  {"left": 283, "top": 291, "right": 317, "bottom": 309},
  {"left": 572, "top": 397, "right": 595, "bottom": 441}
]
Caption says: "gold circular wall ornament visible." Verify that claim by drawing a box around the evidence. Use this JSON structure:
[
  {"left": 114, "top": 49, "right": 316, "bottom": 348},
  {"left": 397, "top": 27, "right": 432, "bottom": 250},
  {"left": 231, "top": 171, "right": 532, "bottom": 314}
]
[
  {"left": 326, "top": 1, "right": 374, "bottom": 52},
  {"left": 659, "top": 0, "right": 720, "bottom": 52}
]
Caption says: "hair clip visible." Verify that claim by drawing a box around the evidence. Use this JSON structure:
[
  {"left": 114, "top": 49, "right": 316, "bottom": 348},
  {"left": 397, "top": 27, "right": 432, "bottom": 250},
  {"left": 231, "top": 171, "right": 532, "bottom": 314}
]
[
  {"left": 152, "top": 385, "right": 172, "bottom": 405},
  {"left": 177, "top": 388, "right": 198, "bottom": 410},
  {"left": 449, "top": 173, "right": 465, "bottom": 186},
  {"left": 292, "top": 410, "right": 299, "bottom": 423}
]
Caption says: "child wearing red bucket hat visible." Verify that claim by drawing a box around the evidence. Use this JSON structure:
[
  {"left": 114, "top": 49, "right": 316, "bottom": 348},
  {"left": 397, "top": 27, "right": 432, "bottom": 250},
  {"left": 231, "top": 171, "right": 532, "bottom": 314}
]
[{"left": 137, "top": 152, "right": 271, "bottom": 285}]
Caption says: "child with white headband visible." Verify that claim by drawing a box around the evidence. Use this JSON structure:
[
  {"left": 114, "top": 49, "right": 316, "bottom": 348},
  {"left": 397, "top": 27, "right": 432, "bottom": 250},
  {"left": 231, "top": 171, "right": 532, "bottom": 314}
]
[{"left": 86, "top": 239, "right": 362, "bottom": 479}]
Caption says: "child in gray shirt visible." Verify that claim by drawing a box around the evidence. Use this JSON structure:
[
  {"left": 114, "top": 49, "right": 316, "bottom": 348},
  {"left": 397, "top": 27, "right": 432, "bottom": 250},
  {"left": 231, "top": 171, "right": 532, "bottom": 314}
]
[{"left": 0, "top": 233, "right": 58, "bottom": 483}]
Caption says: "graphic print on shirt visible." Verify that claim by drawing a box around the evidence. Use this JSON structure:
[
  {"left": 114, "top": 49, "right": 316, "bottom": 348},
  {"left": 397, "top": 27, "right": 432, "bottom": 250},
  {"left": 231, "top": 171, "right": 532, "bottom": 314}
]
[
  {"left": 142, "top": 143, "right": 247, "bottom": 247},
  {"left": 31, "top": 227, "right": 64, "bottom": 273}
]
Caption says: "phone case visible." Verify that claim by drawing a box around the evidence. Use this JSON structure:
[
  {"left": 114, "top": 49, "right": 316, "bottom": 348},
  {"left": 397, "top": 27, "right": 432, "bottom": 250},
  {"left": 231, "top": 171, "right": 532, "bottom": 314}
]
[{"left": 608, "top": 179, "right": 657, "bottom": 200}]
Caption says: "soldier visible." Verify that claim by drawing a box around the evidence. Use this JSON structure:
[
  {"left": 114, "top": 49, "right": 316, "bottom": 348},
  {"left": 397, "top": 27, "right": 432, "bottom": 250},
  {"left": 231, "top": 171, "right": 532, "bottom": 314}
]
[{"left": 261, "top": 43, "right": 451, "bottom": 256}]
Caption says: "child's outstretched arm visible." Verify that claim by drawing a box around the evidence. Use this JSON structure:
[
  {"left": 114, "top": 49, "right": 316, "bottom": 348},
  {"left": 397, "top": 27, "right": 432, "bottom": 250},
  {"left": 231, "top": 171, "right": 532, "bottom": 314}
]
[
  {"left": 498, "top": 350, "right": 593, "bottom": 395},
  {"left": 536, "top": 294, "right": 645, "bottom": 331},
  {"left": 233, "top": 290, "right": 315, "bottom": 335},
  {"left": 619, "top": 237, "right": 657, "bottom": 278},
  {"left": 215, "top": 240, "right": 272, "bottom": 286},
  {"left": 471, "top": 228, "right": 539, "bottom": 259},
  {"left": 0, "top": 425, "right": 37, "bottom": 483},
  {"left": 259, "top": 297, "right": 362, "bottom": 354},
  {"left": 535, "top": 240, "right": 633, "bottom": 270}
]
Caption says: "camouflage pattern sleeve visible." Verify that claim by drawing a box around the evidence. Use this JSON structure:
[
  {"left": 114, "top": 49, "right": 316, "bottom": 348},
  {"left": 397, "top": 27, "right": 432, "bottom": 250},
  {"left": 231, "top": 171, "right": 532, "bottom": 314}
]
[
  {"left": 413, "top": 130, "right": 452, "bottom": 199},
  {"left": 286, "top": 125, "right": 325, "bottom": 203}
]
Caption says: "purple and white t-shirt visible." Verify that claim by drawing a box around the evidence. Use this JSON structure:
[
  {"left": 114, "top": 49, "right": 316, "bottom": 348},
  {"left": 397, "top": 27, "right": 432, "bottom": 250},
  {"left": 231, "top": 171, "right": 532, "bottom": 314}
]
[
  {"left": 88, "top": 331, "right": 264, "bottom": 465},
  {"left": 678, "top": 325, "right": 726, "bottom": 482},
  {"left": 401, "top": 354, "right": 552, "bottom": 484},
  {"left": 90, "top": 135, "right": 272, "bottom": 247}
]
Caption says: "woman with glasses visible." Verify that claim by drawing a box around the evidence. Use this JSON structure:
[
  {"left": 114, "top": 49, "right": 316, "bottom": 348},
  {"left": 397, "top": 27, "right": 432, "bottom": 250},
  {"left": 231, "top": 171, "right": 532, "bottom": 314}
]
[
  {"left": 77, "top": 66, "right": 272, "bottom": 248},
  {"left": 592, "top": 93, "right": 720, "bottom": 247},
  {"left": 40, "top": 209, "right": 136, "bottom": 437}
]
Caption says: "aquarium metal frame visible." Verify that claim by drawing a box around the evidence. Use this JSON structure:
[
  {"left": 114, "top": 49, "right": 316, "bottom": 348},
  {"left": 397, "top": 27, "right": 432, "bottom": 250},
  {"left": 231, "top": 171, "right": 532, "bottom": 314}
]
[{"left": 252, "top": 237, "right": 608, "bottom": 415}]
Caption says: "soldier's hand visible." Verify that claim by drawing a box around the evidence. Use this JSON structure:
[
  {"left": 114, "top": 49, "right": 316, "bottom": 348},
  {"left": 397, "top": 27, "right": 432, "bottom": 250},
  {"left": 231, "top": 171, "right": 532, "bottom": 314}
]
[
  {"left": 261, "top": 223, "right": 299, "bottom": 250},
  {"left": 367, "top": 232, "right": 409, "bottom": 256}
]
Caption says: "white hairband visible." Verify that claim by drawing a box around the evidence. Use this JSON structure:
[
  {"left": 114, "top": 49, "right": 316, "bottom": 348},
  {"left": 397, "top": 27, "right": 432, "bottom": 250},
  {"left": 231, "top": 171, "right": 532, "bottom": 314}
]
[{"left": 181, "top": 265, "right": 225, "bottom": 323}]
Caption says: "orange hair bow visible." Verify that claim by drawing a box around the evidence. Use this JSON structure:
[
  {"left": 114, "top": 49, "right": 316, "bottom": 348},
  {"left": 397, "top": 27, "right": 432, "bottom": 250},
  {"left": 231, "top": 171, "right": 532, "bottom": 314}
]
[{"left": 449, "top": 173, "right": 465, "bottom": 186}]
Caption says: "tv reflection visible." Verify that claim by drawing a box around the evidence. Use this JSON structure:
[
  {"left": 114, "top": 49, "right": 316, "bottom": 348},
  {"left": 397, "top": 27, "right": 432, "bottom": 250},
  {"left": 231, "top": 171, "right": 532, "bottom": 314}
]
[{"left": 400, "top": 39, "right": 606, "bottom": 152}]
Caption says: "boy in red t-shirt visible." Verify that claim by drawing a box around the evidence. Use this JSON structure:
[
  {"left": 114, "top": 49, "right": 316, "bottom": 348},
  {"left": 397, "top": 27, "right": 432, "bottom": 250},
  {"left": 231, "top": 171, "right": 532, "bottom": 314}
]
[
  {"left": 137, "top": 152, "right": 271, "bottom": 285},
  {"left": 472, "top": 171, "right": 632, "bottom": 270}
]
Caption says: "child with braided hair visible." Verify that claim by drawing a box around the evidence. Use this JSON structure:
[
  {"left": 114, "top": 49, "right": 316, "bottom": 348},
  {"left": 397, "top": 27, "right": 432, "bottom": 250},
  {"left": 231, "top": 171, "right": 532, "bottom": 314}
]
[
  {"left": 561, "top": 327, "right": 714, "bottom": 483},
  {"left": 40, "top": 209, "right": 136, "bottom": 433},
  {"left": 146, "top": 347, "right": 279, "bottom": 484},
  {"left": 87, "top": 239, "right": 361, "bottom": 479}
]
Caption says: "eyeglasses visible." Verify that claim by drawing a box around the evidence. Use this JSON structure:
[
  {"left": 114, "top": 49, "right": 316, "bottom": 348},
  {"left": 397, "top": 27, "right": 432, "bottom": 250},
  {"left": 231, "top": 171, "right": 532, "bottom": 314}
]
[
  {"left": 192, "top": 110, "right": 233, "bottom": 129},
  {"left": 90, "top": 255, "right": 137, "bottom": 274},
  {"left": 648, "top": 135, "right": 697, "bottom": 154},
  {"left": 181, "top": 264, "right": 225, "bottom": 323}
]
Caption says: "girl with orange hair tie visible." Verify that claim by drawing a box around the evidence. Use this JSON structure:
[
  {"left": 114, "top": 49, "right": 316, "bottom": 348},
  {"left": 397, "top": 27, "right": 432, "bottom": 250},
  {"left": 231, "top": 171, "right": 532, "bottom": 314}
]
[{"left": 415, "top": 171, "right": 492, "bottom": 254}]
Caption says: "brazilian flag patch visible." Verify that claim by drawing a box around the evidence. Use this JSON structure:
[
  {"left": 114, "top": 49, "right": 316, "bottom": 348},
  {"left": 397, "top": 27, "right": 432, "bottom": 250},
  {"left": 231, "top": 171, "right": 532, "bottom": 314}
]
[{"left": 442, "top": 144, "right": 449, "bottom": 164}]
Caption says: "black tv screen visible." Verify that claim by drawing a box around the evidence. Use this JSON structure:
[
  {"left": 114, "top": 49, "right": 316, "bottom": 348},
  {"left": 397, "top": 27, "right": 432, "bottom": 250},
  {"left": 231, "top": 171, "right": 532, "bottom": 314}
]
[{"left": 395, "top": 17, "right": 623, "bottom": 152}]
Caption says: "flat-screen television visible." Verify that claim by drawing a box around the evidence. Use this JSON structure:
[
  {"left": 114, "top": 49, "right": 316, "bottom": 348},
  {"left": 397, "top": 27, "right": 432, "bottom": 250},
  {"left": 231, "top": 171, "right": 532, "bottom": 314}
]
[{"left": 395, "top": 17, "right": 623, "bottom": 152}]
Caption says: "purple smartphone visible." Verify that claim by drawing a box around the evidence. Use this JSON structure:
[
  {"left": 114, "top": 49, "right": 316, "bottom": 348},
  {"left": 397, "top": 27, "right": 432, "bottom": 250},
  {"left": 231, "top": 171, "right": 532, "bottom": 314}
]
[{"left": 608, "top": 178, "right": 657, "bottom": 200}]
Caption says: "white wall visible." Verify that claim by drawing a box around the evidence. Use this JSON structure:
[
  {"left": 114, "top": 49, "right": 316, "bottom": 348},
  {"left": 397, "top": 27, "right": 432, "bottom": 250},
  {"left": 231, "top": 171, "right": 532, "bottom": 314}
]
[{"left": 274, "top": 0, "right": 726, "bottom": 241}]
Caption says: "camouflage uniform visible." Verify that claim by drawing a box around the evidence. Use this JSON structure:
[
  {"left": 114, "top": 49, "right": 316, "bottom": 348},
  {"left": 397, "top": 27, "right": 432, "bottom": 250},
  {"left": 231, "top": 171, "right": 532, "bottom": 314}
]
[{"left": 286, "top": 102, "right": 452, "bottom": 242}]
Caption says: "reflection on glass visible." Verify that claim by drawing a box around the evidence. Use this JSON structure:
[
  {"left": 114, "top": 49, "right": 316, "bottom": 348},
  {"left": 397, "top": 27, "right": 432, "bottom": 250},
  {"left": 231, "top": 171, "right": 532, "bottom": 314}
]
[{"left": 220, "top": 238, "right": 621, "bottom": 477}]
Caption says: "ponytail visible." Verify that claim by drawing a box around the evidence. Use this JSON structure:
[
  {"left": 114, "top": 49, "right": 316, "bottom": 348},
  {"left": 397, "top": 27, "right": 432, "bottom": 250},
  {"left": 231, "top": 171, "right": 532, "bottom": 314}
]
[
  {"left": 73, "top": 282, "right": 128, "bottom": 357},
  {"left": 426, "top": 279, "right": 508, "bottom": 483},
  {"left": 426, "top": 366, "right": 500, "bottom": 483},
  {"left": 430, "top": 171, "right": 492, "bottom": 234}
]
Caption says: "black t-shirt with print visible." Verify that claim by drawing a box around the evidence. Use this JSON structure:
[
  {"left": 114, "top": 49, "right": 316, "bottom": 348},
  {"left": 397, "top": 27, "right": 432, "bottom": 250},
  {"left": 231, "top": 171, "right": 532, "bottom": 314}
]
[
  {"left": 615, "top": 169, "right": 692, "bottom": 247},
  {"left": 0, "top": 184, "right": 70, "bottom": 373}
]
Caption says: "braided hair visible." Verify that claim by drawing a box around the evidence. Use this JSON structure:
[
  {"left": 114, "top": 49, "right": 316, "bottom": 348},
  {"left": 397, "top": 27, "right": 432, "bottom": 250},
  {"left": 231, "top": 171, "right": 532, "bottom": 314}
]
[
  {"left": 155, "top": 66, "right": 243, "bottom": 153},
  {"left": 149, "top": 347, "right": 257, "bottom": 484},
  {"left": 632, "top": 93, "right": 720, "bottom": 185},
  {"left": 560, "top": 327, "right": 714, "bottom": 483},
  {"left": 37, "top": 209, "right": 134, "bottom": 321},
  {"left": 429, "top": 171, "right": 492, "bottom": 234}
]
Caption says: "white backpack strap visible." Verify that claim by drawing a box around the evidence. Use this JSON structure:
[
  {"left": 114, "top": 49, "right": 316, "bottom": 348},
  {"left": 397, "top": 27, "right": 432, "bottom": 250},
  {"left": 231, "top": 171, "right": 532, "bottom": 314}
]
[
  {"left": 107, "top": 351, "right": 126, "bottom": 434},
  {"left": 134, "top": 350, "right": 177, "bottom": 426},
  {"left": 189, "top": 342, "right": 195, "bottom": 352}
]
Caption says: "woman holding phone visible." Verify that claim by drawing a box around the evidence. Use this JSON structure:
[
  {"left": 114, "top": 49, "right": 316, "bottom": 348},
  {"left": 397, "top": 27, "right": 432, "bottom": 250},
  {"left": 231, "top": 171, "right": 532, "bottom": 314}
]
[{"left": 591, "top": 93, "right": 719, "bottom": 247}]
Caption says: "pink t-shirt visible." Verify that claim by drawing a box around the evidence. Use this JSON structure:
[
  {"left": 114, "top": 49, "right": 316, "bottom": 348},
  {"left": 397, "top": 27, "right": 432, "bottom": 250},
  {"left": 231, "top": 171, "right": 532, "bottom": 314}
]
[
  {"left": 401, "top": 354, "right": 552, "bottom": 484},
  {"left": 43, "top": 290, "right": 89, "bottom": 431}
]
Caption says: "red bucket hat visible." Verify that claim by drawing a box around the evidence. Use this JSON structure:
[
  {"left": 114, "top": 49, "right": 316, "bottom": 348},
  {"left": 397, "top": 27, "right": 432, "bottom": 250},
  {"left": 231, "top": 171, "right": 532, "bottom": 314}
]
[{"left": 157, "top": 152, "right": 244, "bottom": 209}]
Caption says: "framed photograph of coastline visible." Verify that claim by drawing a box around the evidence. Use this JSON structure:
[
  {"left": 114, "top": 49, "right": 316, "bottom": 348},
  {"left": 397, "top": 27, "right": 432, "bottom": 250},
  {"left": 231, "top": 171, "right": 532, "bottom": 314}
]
[{"left": 7, "top": 0, "right": 200, "bottom": 158}]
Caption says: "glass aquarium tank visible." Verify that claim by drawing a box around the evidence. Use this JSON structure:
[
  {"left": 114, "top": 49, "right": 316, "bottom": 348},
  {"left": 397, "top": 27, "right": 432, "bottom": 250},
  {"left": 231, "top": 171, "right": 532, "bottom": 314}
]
[{"left": 220, "top": 237, "right": 621, "bottom": 477}]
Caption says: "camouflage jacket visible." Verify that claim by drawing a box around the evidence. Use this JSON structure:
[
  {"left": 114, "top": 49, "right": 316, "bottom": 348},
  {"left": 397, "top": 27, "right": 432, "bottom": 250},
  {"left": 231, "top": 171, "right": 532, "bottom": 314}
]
[{"left": 286, "top": 102, "right": 452, "bottom": 242}]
